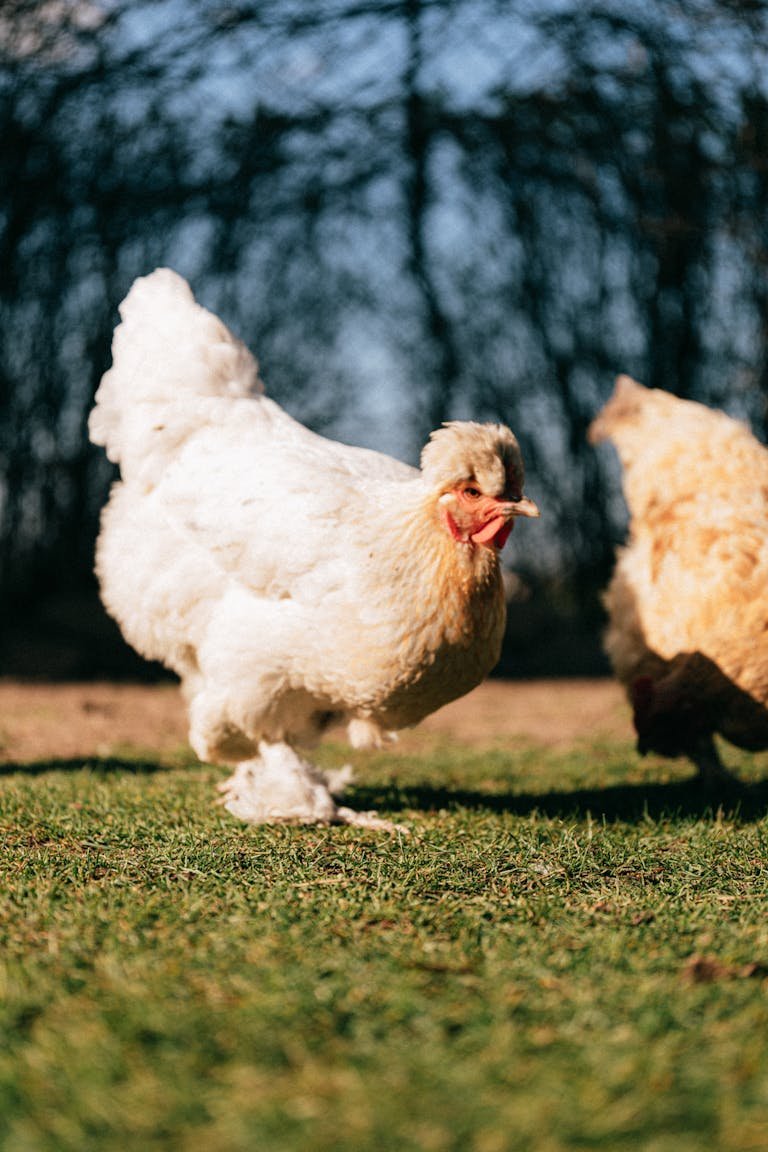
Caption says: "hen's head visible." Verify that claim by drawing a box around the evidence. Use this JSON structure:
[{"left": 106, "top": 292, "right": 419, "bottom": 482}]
[
  {"left": 421, "top": 421, "right": 539, "bottom": 550},
  {"left": 588, "top": 375, "right": 747, "bottom": 516},
  {"left": 587, "top": 375, "right": 703, "bottom": 456}
]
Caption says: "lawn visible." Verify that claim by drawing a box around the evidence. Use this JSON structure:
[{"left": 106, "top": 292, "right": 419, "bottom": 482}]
[{"left": 1, "top": 728, "right": 767, "bottom": 1151}]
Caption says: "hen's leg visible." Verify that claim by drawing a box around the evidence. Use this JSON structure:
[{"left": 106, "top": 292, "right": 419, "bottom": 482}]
[
  {"left": 218, "top": 741, "right": 405, "bottom": 831},
  {"left": 690, "top": 735, "right": 736, "bottom": 783}
]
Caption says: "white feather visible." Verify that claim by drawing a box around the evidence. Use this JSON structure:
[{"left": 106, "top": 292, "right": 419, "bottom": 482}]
[{"left": 90, "top": 269, "right": 528, "bottom": 826}]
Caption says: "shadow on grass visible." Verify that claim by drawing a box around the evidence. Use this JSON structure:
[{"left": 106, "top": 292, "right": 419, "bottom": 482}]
[
  {"left": 0, "top": 757, "right": 174, "bottom": 777},
  {"left": 350, "top": 778, "right": 768, "bottom": 824},
  {"left": 3, "top": 758, "right": 768, "bottom": 824}
]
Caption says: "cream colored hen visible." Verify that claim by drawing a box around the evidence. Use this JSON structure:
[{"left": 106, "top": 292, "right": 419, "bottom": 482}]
[
  {"left": 89, "top": 269, "right": 539, "bottom": 827},
  {"left": 590, "top": 375, "right": 768, "bottom": 780}
]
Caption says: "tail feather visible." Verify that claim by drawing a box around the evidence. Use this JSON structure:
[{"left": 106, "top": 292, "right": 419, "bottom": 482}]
[{"left": 89, "top": 269, "right": 262, "bottom": 486}]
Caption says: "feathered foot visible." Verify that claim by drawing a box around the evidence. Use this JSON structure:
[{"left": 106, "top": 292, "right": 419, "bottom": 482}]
[{"left": 218, "top": 741, "right": 407, "bottom": 832}]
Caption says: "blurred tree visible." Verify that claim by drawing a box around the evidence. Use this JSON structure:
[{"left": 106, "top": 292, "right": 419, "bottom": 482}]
[{"left": 1, "top": 0, "right": 767, "bottom": 670}]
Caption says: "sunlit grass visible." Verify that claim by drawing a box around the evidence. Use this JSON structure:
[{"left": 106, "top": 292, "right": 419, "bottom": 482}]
[{"left": 0, "top": 739, "right": 767, "bottom": 1151}]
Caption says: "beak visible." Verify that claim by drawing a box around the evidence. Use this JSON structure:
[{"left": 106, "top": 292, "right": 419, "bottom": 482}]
[
  {"left": 469, "top": 493, "right": 540, "bottom": 548},
  {"left": 500, "top": 496, "right": 540, "bottom": 520}
]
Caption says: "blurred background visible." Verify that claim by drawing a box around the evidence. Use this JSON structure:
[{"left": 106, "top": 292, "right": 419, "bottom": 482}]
[{"left": 1, "top": 0, "right": 767, "bottom": 679}]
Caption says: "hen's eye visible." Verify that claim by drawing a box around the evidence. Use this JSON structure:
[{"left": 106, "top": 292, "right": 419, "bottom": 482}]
[{"left": 463, "top": 486, "right": 481, "bottom": 499}]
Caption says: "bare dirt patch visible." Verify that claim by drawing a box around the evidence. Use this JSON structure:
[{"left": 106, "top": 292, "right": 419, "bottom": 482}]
[
  {"left": 0, "top": 678, "right": 631, "bottom": 764},
  {"left": 423, "top": 678, "right": 631, "bottom": 748}
]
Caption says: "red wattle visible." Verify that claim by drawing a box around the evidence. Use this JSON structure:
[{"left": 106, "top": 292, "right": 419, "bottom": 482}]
[
  {"left": 494, "top": 521, "right": 514, "bottom": 549},
  {"left": 471, "top": 515, "right": 512, "bottom": 548}
]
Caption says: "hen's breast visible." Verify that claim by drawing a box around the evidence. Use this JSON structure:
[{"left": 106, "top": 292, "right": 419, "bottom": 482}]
[{"left": 291, "top": 526, "right": 507, "bottom": 729}]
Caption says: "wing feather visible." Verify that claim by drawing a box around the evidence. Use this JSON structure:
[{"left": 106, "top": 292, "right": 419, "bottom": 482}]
[{"left": 153, "top": 396, "right": 418, "bottom": 598}]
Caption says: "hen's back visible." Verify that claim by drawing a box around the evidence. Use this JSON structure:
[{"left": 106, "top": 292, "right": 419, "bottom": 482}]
[
  {"left": 89, "top": 267, "right": 414, "bottom": 492},
  {"left": 90, "top": 269, "right": 419, "bottom": 680},
  {"left": 89, "top": 269, "right": 265, "bottom": 489}
]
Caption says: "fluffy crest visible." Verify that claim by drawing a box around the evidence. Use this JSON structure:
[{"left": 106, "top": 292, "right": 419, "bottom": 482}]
[{"left": 420, "top": 421, "right": 525, "bottom": 496}]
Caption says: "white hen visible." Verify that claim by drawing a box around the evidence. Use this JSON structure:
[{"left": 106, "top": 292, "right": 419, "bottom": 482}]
[{"left": 89, "top": 269, "right": 539, "bottom": 827}]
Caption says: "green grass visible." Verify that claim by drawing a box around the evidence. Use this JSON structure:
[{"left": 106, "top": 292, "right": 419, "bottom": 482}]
[{"left": 1, "top": 737, "right": 768, "bottom": 1151}]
